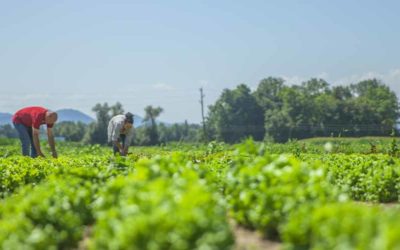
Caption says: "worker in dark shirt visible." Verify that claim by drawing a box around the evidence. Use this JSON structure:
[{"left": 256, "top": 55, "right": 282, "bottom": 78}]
[{"left": 12, "top": 106, "right": 58, "bottom": 158}]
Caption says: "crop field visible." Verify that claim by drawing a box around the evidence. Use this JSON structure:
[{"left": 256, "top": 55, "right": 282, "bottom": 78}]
[{"left": 1, "top": 138, "right": 400, "bottom": 250}]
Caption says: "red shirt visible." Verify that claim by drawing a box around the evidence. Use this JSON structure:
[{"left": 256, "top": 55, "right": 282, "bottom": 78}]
[{"left": 12, "top": 106, "right": 54, "bottom": 129}]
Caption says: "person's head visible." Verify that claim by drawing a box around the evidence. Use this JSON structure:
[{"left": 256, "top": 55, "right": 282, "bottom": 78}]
[
  {"left": 124, "top": 112, "right": 134, "bottom": 129},
  {"left": 45, "top": 111, "right": 58, "bottom": 125}
]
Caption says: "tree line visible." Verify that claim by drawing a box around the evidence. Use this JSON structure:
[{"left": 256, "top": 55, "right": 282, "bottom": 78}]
[
  {"left": 206, "top": 78, "right": 399, "bottom": 142},
  {"left": 52, "top": 103, "right": 201, "bottom": 146},
  {"left": 0, "top": 77, "right": 398, "bottom": 144}
]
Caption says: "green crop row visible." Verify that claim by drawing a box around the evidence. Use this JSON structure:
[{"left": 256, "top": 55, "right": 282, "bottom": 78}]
[
  {"left": 2, "top": 139, "right": 400, "bottom": 249},
  {"left": 283, "top": 203, "right": 400, "bottom": 250},
  {"left": 300, "top": 154, "right": 400, "bottom": 202},
  {"left": 226, "top": 140, "right": 400, "bottom": 249},
  {"left": 90, "top": 155, "right": 234, "bottom": 250},
  {"left": 0, "top": 155, "right": 116, "bottom": 197},
  {"left": 225, "top": 140, "right": 343, "bottom": 239},
  {"left": 0, "top": 153, "right": 234, "bottom": 250},
  {"left": 0, "top": 172, "right": 102, "bottom": 249}
]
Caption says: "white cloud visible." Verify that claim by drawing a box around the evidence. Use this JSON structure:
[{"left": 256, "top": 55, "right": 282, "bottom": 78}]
[
  {"left": 383, "top": 69, "right": 400, "bottom": 92},
  {"left": 280, "top": 69, "right": 400, "bottom": 97},
  {"left": 281, "top": 75, "right": 308, "bottom": 86},
  {"left": 152, "top": 83, "right": 175, "bottom": 91},
  {"left": 332, "top": 69, "right": 400, "bottom": 95},
  {"left": 333, "top": 72, "right": 382, "bottom": 85},
  {"left": 281, "top": 72, "right": 330, "bottom": 86},
  {"left": 316, "top": 72, "right": 329, "bottom": 79}
]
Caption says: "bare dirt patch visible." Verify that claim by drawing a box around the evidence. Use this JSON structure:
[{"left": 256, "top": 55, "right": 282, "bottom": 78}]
[{"left": 232, "top": 224, "right": 281, "bottom": 250}]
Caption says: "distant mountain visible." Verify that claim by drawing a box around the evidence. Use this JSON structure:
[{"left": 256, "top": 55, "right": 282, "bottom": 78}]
[
  {"left": 56, "top": 109, "right": 94, "bottom": 124},
  {"left": 0, "top": 113, "right": 12, "bottom": 125},
  {"left": 56, "top": 110, "right": 149, "bottom": 127}
]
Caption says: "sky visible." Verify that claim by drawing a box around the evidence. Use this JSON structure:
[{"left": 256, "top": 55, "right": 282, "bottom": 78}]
[{"left": 1, "top": 0, "right": 400, "bottom": 123}]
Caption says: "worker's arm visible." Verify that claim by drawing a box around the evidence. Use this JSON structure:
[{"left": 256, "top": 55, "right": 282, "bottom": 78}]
[
  {"left": 123, "top": 128, "right": 134, "bottom": 155},
  {"left": 47, "top": 128, "right": 57, "bottom": 158},
  {"left": 32, "top": 127, "right": 45, "bottom": 157},
  {"left": 113, "top": 140, "right": 124, "bottom": 154}
]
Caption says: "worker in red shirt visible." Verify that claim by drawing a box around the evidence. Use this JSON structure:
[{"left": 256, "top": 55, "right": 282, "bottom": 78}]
[{"left": 12, "top": 106, "right": 58, "bottom": 158}]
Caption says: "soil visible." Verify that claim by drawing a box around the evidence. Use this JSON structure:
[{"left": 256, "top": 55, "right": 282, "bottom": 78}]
[{"left": 232, "top": 223, "right": 281, "bottom": 250}]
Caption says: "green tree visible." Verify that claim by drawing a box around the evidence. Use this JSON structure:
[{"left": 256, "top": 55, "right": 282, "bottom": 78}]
[
  {"left": 84, "top": 102, "right": 125, "bottom": 145},
  {"left": 262, "top": 77, "right": 400, "bottom": 141},
  {"left": 264, "top": 86, "right": 305, "bottom": 141},
  {"left": 142, "top": 106, "right": 163, "bottom": 145},
  {"left": 53, "top": 121, "right": 87, "bottom": 142},
  {"left": 0, "top": 124, "right": 18, "bottom": 138},
  {"left": 264, "top": 109, "right": 292, "bottom": 142},
  {"left": 253, "top": 77, "right": 285, "bottom": 111},
  {"left": 157, "top": 121, "right": 202, "bottom": 143},
  {"left": 329, "top": 85, "right": 354, "bottom": 136},
  {"left": 350, "top": 79, "right": 399, "bottom": 135},
  {"left": 299, "top": 78, "right": 331, "bottom": 137},
  {"left": 111, "top": 102, "right": 124, "bottom": 116},
  {"left": 207, "top": 84, "right": 264, "bottom": 143}
]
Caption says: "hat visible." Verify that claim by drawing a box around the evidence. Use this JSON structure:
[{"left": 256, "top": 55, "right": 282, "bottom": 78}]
[{"left": 125, "top": 112, "right": 134, "bottom": 124}]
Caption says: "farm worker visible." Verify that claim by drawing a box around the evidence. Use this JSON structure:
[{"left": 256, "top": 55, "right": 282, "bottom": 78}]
[
  {"left": 108, "top": 112, "right": 134, "bottom": 156},
  {"left": 12, "top": 106, "right": 58, "bottom": 158}
]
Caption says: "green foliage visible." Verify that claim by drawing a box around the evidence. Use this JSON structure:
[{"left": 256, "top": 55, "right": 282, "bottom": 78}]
[
  {"left": 210, "top": 77, "right": 399, "bottom": 143},
  {"left": 2, "top": 139, "right": 400, "bottom": 249},
  {"left": 0, "top": 142, "right": 234, "bottom": 250},
  {"left": 207, "top": 84, "right": 264, "bottom": 143},
  {"left": 0, "top": 124, "right": 18, "bottom": 138},
  {"left": 266, "top": 137, "right": 400, "bottom": 155},
  {"left": 84, "top": 102, "right": 125, "bottom": 145},
  {"left": 206, "top": 141, "right": 226, "bottom": 155},
  {"left": 53, "top": 121, "right": 87, "bottom": 142},
  {"left": 141, "top": 105, "right": 164, "bottom": 145},
  {"left": 90, "top": 156, "right": 234, "bottom": 250},
  {"left": 225, "top": 140, "right": 342, "bottom": 239},
  {"left": 0, "top": 174, "right": 101, "bottom": 249},
  {"left": 301, "top": 154, "right": 400, "bottom": 202},
  {"left": 253, "top": 77, "right": 285, "bottom": 111},
  {"left": 283, "top": 203, "right": 400, "bottom": 250},
  {"left": 0, "top": 155, "right": 115, "bottom": 197},
  {"left": 157, "top": 121, "right": 202, "bottom": 144},
  {"left": 389, "top": 129, "right": 399, "bottom": 157}
]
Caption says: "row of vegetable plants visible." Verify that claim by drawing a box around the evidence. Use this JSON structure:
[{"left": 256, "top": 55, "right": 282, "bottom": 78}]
[
  {"left": 225, "top": 140, "right": 400, "bottom": 249},
  {"left": 2, "top": 139, "right": 400, "bottom": 249},
  {"left": 0, "top": 152, "right": 234, "bottom": 249}
]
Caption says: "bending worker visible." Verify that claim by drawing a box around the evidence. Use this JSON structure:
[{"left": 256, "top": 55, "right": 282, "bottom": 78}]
[
  {"left": 107, "top": 112, "right": 134, "bottom": 156},
  {"left": 12, "top": 106, "right": 58, "bottom": 158}
]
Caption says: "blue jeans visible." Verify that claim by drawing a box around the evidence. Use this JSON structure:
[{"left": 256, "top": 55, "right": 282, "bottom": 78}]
[
  {"left": 113, "top": 134, "right": 126, "bottom": 155},
  {"left": 13, "top": 123, "right": 37, "bottom": 158}
]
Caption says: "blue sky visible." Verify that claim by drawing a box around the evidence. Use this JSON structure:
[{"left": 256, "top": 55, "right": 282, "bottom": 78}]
[{"left": 1, "top": 0, "right": 399, "bottom": 123}]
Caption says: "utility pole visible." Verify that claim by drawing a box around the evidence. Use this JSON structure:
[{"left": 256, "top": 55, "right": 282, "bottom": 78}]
[{"left": 199, "top": 88, "right": 208, "bottom": 142}]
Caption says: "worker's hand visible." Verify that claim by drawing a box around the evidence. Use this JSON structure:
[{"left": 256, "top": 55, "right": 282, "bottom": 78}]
[{"left": 119, "top": 149, "right": 125, "bottom": 156}]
